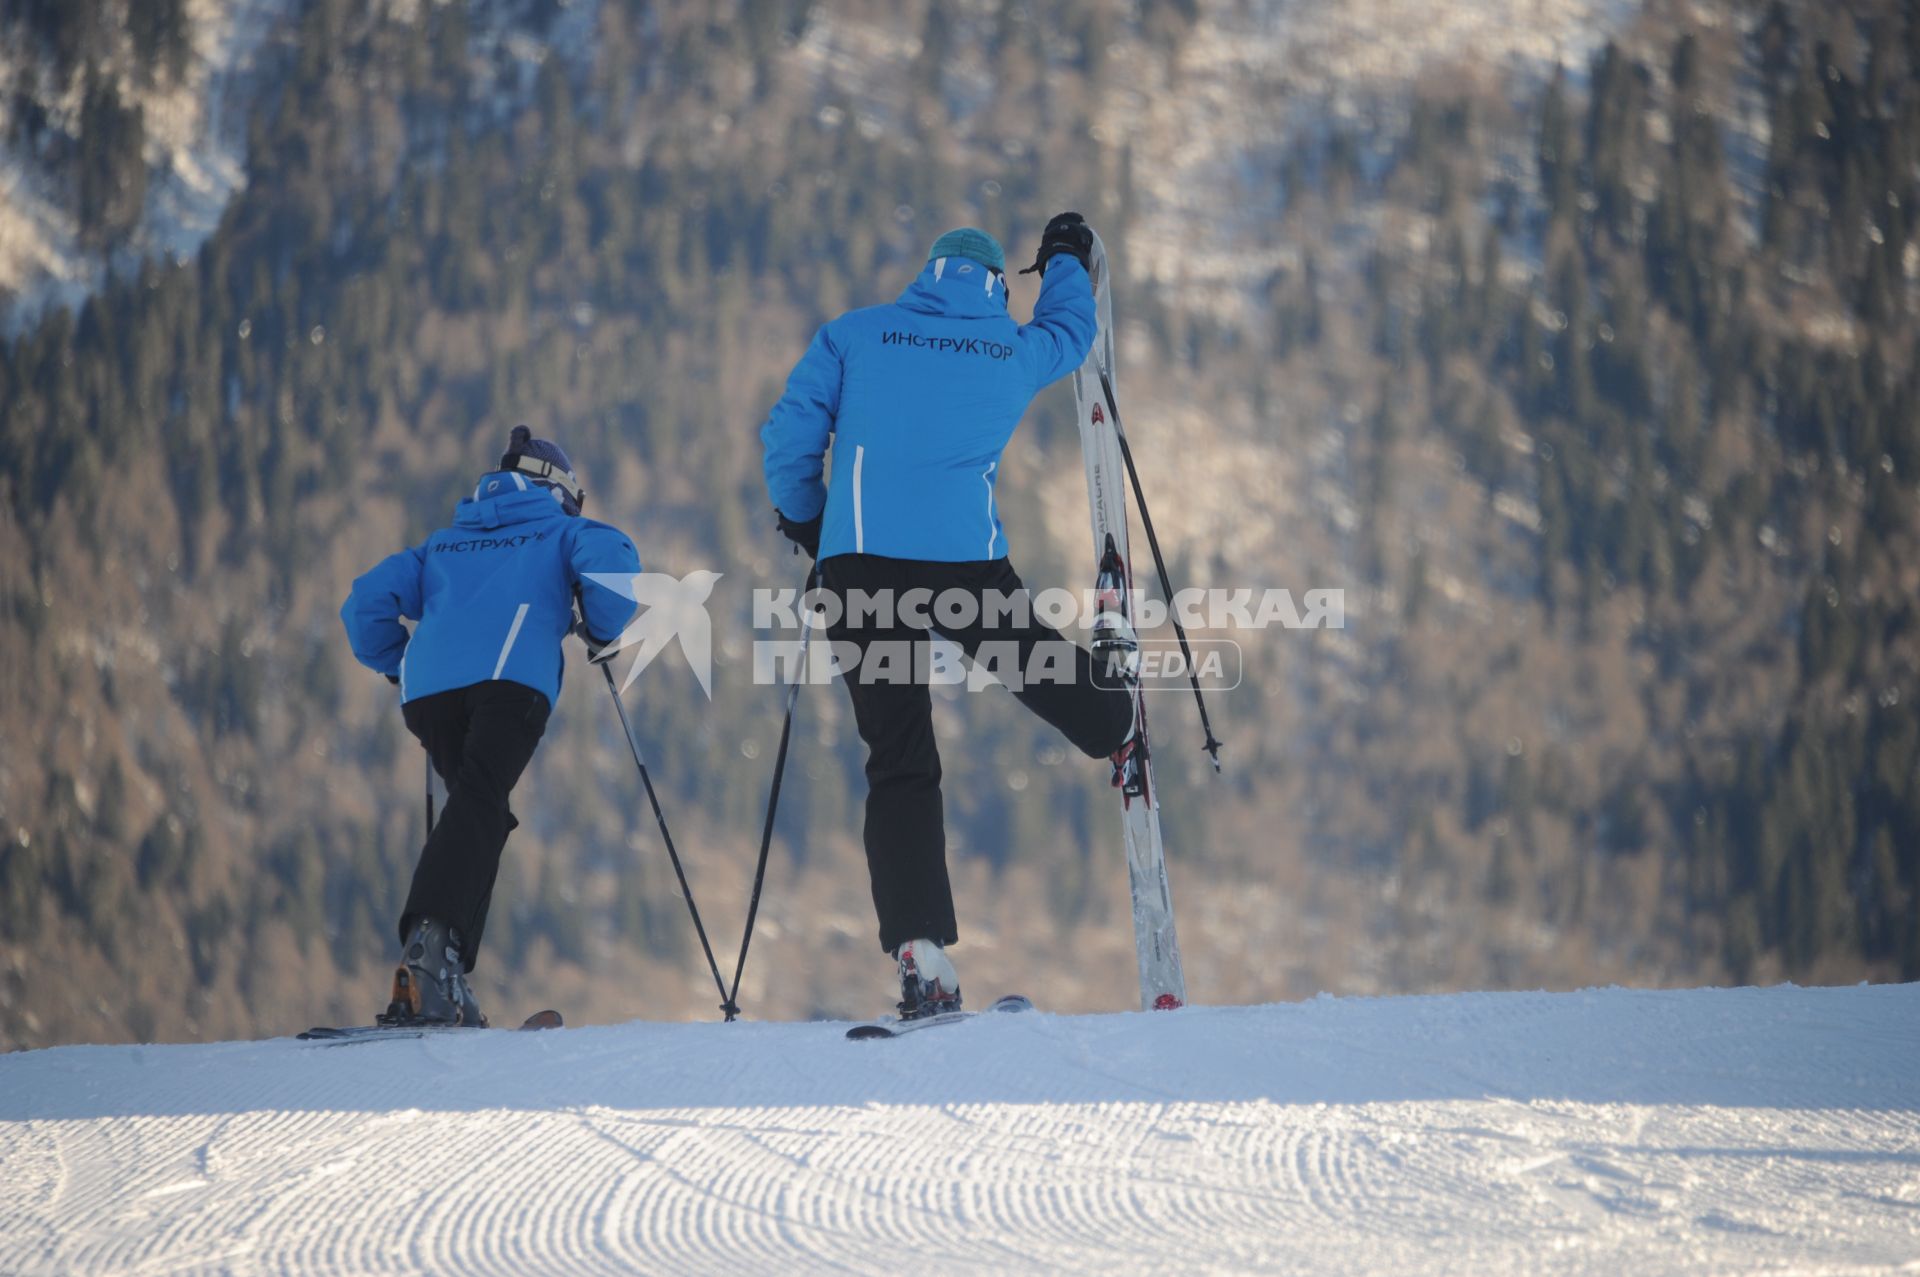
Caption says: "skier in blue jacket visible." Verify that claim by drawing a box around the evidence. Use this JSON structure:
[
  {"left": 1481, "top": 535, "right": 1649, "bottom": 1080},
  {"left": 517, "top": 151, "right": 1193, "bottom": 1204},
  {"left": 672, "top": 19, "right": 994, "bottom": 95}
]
[
  {"left": 761, "top": 213, "right": 1136, "bottom": 1018},
  {"left": 342, "top": 426, "right": 640, "bottom": 1025}
]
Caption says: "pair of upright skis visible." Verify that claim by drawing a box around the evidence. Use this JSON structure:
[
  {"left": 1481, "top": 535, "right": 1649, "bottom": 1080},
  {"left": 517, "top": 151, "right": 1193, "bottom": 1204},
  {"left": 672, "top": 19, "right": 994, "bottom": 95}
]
[{"left": 1071, "top": 228, "right": 1214, "bottom": 1014}]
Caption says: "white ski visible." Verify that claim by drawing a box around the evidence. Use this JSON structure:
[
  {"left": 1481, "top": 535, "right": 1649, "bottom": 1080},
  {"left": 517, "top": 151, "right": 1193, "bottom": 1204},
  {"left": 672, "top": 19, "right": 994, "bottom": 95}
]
[{"left": 1070, "top": 229, "right": 1187, "bottom": 1011}]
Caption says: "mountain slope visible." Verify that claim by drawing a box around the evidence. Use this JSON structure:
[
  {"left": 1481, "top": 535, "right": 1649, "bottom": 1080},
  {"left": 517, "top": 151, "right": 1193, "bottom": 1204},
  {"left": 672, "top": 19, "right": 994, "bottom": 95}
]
[
  {"left": 0, "top": 0, "right": 298, "bottom": 329},
  {"left": 4, "top": 984, "right": 1917, "bottom": 1275}
]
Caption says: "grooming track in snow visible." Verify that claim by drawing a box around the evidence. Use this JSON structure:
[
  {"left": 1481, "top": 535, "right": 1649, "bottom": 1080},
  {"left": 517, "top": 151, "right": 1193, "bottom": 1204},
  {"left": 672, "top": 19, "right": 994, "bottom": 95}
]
[{"left": 3, "top": 986, "right": 1917, "bottom": 1274}]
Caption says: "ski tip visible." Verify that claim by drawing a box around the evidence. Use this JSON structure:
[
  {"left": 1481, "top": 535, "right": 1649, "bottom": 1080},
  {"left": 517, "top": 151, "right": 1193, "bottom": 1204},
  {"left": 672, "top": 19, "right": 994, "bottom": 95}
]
[
  {"left": 519, "top": 1009, "right": 563, "bottom": 1031},
  {"left": 1152, "top": 994, "right": 1184, "bottom": 1011}
]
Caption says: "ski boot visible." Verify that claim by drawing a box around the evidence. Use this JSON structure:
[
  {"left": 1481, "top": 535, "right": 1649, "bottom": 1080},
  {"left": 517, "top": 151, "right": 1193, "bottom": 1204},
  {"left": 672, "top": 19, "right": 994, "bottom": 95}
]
[
  {"left": 1090, "top": 553, "right": 1140, "bottom": 684},
  {"left": 895, "top": 938, "right": 962, "bottom": 1020},
  {"left": 381, "top": 917, "right": 487, "bottom": 1027},
  {"left": 1110, "top": 729, "right": 1149, "bottom": 799}
]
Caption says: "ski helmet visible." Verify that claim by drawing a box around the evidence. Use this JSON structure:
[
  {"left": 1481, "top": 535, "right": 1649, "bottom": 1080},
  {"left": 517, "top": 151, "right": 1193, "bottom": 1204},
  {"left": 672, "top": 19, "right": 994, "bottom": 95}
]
[{"left": 496, "top": 424, "right": 585, "bottom": 516}]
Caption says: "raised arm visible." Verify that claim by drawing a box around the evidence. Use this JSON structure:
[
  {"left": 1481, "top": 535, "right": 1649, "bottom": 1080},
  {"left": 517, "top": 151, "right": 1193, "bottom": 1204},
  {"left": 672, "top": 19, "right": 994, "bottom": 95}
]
[{"left": 1015, "top": 254, "right": 1098, "bottom": 389}]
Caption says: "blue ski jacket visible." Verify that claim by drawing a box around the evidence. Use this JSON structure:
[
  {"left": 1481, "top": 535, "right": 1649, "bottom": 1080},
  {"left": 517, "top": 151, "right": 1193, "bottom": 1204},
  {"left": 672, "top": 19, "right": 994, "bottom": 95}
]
[
  {"left": 761, "top": 253, "right": 1097, "bottom": 562},
  {"left": 341, "top": 473, "right": 641, "bottom": 706}
]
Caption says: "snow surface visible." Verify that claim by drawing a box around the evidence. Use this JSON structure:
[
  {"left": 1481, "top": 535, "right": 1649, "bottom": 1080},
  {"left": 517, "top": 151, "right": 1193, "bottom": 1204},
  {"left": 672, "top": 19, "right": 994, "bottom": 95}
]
[{"left": 2, "top": 984, "right": 1917, "bottom": 1275}]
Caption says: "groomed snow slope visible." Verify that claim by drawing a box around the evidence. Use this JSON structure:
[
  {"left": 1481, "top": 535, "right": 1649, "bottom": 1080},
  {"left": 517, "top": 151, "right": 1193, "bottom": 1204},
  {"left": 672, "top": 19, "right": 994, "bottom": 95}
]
[{"left": 3, "top": 985, "right": 1917, "bottom": 1275}]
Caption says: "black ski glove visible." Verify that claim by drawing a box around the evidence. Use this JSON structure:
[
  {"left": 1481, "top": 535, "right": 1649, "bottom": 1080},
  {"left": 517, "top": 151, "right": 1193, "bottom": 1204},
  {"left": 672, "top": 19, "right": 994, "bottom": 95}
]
[
  {"left": 1018, "top": 211, "right": 1093, "bottom": 277},
  {"left": 385, "top": 673, "right": 400, "bottom": 686},
  {"left": 776, "top": 508, "right": 823, "bottom": 558}
]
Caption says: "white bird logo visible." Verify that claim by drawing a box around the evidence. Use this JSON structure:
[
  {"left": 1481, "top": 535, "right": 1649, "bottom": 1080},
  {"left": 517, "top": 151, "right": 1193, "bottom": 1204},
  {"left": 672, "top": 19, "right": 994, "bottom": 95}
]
[{"left": 583, "top": 570, "right": 724, "bottom": 698}]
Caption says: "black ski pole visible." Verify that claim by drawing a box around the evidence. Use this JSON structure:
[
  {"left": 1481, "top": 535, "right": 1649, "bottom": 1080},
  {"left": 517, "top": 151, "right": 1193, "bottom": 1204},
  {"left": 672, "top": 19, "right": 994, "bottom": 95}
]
[
  {"left": 725, "top": 561, "right": 822, "bottom": 1021},
  {"left": 600, "top": 661, "right": 736, "bottom": 1018},
  {"left": 1098, "top": 367, "right": 1225, "bottom": 770},
  {"left": 425, "top": 753, "right": 435, "bottom": 836}
]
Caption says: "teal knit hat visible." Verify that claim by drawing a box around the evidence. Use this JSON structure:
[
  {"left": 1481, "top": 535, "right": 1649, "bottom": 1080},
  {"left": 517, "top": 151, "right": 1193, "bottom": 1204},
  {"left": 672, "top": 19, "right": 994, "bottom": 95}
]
[{"left": 927, "top": 227, "right": 1005, "bottom": 274}]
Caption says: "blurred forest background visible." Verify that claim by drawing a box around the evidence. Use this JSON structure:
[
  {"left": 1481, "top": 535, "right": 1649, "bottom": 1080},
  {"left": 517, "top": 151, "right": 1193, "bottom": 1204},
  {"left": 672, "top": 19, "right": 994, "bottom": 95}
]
[{"left": 1, "top": 0, "right": 1916, "bottom": 1048}]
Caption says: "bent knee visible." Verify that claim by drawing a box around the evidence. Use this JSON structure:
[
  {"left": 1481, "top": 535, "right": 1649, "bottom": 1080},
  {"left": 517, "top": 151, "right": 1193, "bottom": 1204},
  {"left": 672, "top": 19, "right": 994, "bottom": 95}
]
[{"left": 1076, "top": 692, "right": 1135, "bottom": 759}]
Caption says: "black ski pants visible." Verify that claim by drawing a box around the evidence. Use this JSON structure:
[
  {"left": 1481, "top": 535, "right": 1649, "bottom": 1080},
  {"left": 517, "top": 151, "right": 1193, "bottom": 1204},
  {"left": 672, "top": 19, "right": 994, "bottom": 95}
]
[
  {"left": 399, "top": 680, "right": 551, "bottom": 971},
  {"left": 819, "top": 554, "right": 1135, "bottom": 955}
]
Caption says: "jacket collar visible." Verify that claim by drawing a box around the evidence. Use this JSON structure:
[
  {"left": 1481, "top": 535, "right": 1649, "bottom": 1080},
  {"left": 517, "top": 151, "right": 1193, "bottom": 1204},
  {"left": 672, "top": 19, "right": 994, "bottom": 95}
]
[
  {"left": 895, "top": 257, "right": 1009, "bottom": 319},
  {"left": 455, "top": 473, "right": 571, "bottom": 531}
]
